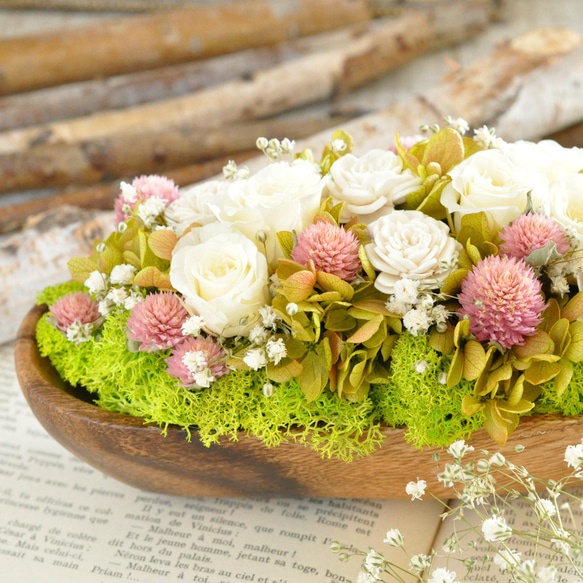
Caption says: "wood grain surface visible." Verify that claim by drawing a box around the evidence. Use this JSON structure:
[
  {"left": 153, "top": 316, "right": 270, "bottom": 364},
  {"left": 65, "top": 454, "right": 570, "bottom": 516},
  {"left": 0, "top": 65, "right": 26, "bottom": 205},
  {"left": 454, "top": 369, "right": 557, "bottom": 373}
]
[{"left": 15, "top": 305, "right": 583, "bottom": 499}]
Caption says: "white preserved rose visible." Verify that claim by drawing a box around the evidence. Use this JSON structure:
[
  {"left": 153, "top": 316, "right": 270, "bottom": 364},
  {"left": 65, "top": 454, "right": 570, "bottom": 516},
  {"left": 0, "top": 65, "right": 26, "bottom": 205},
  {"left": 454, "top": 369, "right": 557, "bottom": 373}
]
[
  {"left": 440, "top": 149, "right": 533, "bottom": 231},
  {"left": 164, "top": 180, "right": 225, "bottom": 236},
  {"left": 365, "top": 210, "right": 461, "bottom": 294},
  {"left": 208, "top": 159, "right": 324, "bottom": 267},
  {"left": 170, "top": 223, "right": 270, "bottom": 337},
  {"left": 324, "top": 149, "right": 422, "bottom": 223}
]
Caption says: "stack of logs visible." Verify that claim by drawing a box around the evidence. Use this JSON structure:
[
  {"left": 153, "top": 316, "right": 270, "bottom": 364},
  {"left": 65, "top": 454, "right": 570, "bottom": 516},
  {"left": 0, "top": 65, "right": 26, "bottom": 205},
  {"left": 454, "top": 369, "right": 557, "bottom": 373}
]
[{"left": 2, "top": 0, "right": 583, "bottom": 343}]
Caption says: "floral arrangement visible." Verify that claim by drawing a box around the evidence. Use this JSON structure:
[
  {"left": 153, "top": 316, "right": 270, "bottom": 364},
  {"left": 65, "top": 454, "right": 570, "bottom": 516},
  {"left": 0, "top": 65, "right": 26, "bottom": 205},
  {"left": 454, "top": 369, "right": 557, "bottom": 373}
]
[
  {"left": 35, "top": 117, "right": 583, "bottom": 460},
  {"left": 333, "top": 440, "right": 583, "bottom": 583}
]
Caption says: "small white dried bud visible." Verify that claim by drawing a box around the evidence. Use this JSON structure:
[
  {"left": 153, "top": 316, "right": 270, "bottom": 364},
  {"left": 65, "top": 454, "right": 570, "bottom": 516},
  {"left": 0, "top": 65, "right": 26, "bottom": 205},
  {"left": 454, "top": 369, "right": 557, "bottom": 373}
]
[
  {"left": 256, "top": 137, "right": 269, "bottom": 151},
  {"left": 414, "top": 359, "right": 430, "bottom": 375},
  {"left": 96, "top": 242, "right": 107, "bottom": 254},
  {"left": 280, "top": 138, "right": 295, "bottom": 154},
  {"left": 256, "top": 230, "right": 267, "bottom": 243},
  {"left": 262, "top": 382, "right": 274, "bottom": 398},
  {"left": 384, "top": 529, "right": 404, "bottom": 548},
  {"left": 222, "top": 160, "right": 238, "bottom": 180},
  {"left": 117, "top": 221, "right": 128, "bottom": 233},
  {"left": 330, "top": 139, "right": 347, "bottom": 154},
  {"left": 286, "top": 302, "right": 299, "bottom": 316}
]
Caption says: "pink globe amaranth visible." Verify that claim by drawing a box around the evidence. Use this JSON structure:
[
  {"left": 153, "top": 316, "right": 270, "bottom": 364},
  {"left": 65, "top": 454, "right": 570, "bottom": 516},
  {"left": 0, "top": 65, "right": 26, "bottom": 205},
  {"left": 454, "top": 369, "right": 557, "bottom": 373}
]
[
  {"left": 165, "top": 336, "right": 229, "bottom": 387},
  {"left": 291, "top": 221, "right": 361, "bottom": 281},
  {"left": 457, "top": 255, "right": 546, "bottom": 350},
  {"left": 126, "top": 292, "right": 189, "bottom": 352},
  {"left": 500, "top": 212, "right": 570, "bottom": 260},
  {"left": 114, "top": 175, "right": 180, "bottom": 224},
  {"left": 51, "top": 292, "right": 100, "bottom": 331}
]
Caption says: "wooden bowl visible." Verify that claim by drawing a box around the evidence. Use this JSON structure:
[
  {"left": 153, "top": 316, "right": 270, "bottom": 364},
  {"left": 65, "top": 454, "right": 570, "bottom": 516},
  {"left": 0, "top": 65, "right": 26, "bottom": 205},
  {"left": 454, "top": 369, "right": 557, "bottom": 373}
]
[{"left": 15, "top": 304, "right": 583, "bottom": 499}]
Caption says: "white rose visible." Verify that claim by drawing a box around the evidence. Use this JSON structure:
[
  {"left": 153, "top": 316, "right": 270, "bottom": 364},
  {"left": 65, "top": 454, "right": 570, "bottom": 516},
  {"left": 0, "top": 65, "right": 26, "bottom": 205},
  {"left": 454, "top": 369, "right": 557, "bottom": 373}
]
[
  {"left": 208, "top": 159, "right": 324, "bottom": 268},
  {"left": 440, "top": 149, "right": 532, "bottom": 231},
  {"left": 365, "top": 210, "right": 461, "bottom": 294},
  {"left": 324, "top": 149, "right": 422, "bottom": 223},
  {"left": 548, "top": 173, "right": 583, "bottom": 243},
  {"left": 164, "top": 180, "right": 225, "bottom": 236},
  {"left": 170, "top": 223, "right": 270, "bottom": 337}
]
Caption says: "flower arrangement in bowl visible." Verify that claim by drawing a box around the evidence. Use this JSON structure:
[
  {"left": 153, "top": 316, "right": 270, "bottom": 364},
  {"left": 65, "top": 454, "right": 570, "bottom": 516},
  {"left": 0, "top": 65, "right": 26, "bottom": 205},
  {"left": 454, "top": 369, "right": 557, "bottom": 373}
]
[{"left": 18, "top": 117, "right": 583, "bottom": 497}]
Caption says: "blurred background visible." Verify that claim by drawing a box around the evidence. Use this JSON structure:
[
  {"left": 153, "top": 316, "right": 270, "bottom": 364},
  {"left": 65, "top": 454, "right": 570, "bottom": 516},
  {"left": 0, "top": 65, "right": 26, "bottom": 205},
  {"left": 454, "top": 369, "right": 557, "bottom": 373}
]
[{"left": 1, "top": 0, "right": 583, "bottom": 342}]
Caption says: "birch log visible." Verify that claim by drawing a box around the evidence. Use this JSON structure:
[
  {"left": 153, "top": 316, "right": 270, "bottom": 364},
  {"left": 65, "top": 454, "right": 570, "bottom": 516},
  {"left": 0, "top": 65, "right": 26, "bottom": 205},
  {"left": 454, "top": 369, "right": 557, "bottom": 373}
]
[
  {"left": 0, "top": 28, "right": 358, "bottom": 131},
  {"left": 0, "top": 0, "right": 371, "bottom": 96},
  {"left": 0, "top": 152, "right": 258, "bottom": 235},
  {"left": 0, "top": 0, "right": 492, "bottom": 155},
  {"left": 0, "top": 115, "right": 354, "bottom": 193},
  {"left": 4, "top": 26, "right": 582, "bottom": 344}
]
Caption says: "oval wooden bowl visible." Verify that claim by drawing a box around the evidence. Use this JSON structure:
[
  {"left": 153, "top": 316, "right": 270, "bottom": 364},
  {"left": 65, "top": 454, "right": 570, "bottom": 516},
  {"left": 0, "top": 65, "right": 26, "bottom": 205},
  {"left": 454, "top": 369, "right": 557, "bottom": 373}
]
[{"left": 15, "top": 304, "right": 583, "bottom": 499}]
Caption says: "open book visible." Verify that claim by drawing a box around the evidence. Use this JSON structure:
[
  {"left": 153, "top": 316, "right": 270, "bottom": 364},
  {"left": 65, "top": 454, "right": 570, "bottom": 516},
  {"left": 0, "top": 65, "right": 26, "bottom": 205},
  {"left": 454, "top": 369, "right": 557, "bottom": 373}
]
[{"left": 1, "top": 341, "right": 581, "bottom": 582}]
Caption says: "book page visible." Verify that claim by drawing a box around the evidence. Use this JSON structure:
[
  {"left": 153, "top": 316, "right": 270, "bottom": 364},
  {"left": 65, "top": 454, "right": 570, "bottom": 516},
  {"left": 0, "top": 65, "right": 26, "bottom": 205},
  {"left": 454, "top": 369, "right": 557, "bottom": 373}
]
[{"left": 0, "top": 342, "right": 443, "bottom": 582}]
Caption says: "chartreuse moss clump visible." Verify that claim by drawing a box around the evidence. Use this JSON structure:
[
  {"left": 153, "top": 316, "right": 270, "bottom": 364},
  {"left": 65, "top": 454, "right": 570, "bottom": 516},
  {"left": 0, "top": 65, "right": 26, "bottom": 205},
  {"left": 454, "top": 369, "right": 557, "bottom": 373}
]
[
  {"left": 36, "top": 283, "right": 382, "bottom": 461},
  {"left": 374, "top": 333, "right": 483, "bottom": 448}
]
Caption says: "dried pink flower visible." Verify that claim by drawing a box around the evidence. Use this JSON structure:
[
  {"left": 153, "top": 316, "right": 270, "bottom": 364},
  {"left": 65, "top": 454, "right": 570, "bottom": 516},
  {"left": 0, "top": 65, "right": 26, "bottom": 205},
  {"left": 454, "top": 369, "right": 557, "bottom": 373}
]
[
  {"left": 388, "top": 134, "right": 424, "bottom": 155},
  {"left": 126, "top": 292, "right": 188, "bottom": 352},
  {"left": 291, "top": 221, "right": 361, "bottom": 281},
  {"left": 165, "top": 336, "right": 229, "bottom": 388},
  {"left": 500, "top": 212, "right": 570, "bottom": 260},
  {"left": 51, "top": 292, "right": 101, "bottom": 331},
  {"left": 458, "top": 255, "right": 546, "bottom": 349},
  {"left": 114, "top": 175, "right": 180, "bottom": 223}
]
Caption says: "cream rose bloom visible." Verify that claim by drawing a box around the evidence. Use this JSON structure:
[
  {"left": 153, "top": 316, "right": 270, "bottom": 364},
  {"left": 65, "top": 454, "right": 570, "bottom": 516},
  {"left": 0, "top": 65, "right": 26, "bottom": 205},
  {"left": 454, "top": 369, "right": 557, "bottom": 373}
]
[
  {"left": 324, "top": 149, "right": 422, "bottom": 223},
  {"left": 208, "top": 159, "right": 324, "bottom": 268},
  {"left": 164, "top": 180, "right": 225, "bottom": 236},
  {"left": 440, "top": 149, "right": 533, "bottom": 231},
  {"left": 170, "top": 223, "right": 270, "bottom": 337},
  {"left": 365, "top": 210, "right": 461, "bottom": 294}
]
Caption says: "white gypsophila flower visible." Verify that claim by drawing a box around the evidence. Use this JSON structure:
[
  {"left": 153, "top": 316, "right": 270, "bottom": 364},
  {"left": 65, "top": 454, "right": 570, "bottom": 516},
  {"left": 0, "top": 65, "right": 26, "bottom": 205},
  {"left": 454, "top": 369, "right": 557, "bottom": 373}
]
[
  {"left": 494, "top": 549, "right": 522, "bottom": 573},
  {"left": 440, "top": 148, "right": 533, "bottom": 232},
  {"left": 385, "top": 299, "right": 411, "bottom": 317},
  {"left": 447, "top": 440, "right": 474, "bottom": 460},
  {"left": 383, "top": 528, "right": 404, "bottom": 548},
  {"left": 262, "top": 382, "right": 274, "bottom": 397},
  {"left": 120, "top": 180, "right": 138, "bottom": 204},
  {"left": 365, "top": 549, "right": 385, "bottom": 569},
  {"left": 243, "top": 348, "right": 268, "bottom": 371},
  {"left": 85, "top": 270, "right": 109, "bottom": 296},
  {"left": 473, "top": 125, "right": 505, "bottom": 149},
  {"left": 182, "top": 350, "right": 207, "bottom": 374},
  {"left": 406, "top": 479, "right": 427, "bottom": 500},
  {"left": 427, "top": 567, "right": 459, "bottom": 583},
  {"left": 98, "top": 298, "right": 114, "bottom": 317},
  {"left": 123, "top": 291, "right": 142, "bottom": 312},
  {"left": 431, "top": 304, "right": 449, "bottom": 325},
  {"left": 356, "top": 570, "right": 378, "bottom": 583},
  {"left": 536, "top": 565, "right": 557, "bottom": 583},
  {"left": 535, "top": 499, "right": 557, "bottom": 521},
  {"left": 393, "top": 277, "right": 420, "bottom": 304},
  {"left": 409, "top": 554, "right": 431, "bottom": 576},
  {"left": 482, "top": 515, "right": 513, "bottom": 543},
  {"left": 516, "top": 560, "right": 537, "bottom": 583},
  {"left": 66, "top": 321, "right": 94, "bottom": 345},
  {"left": 403, "top": 308, "right": 432, "bottom": 336},
  {"left": 164, "top": 180, "right": 226, "bottom": 236},
  {"left": 106, "top": 286, "right": 128, "bottom": 306},
  {"left": 414, "top": 360, "right": 430, "bottom": 375},
  {"left": 438, "top": 463, "right": 464, "bottom": 487},
  {"left": 442, "top": 535, "right": 458, "bottom": 554},
  {"left": 565, "top": 442, "right": 583, "bottom": 469},
  {"left": 137, "top": 195, "right": 166, "bottom": 229},
  {"left": 419, "top": 294, "right": 434, "bottom": 310},
  {"left": 330, "top": 138, "right": 347, "bottom": 154},
  {"left": 259, "top": 305, "right": 279, "bottom": 329},
  {"left": 192, "top": 368, "right": 215, "bottom": 389},
  {"left": 447, "top": 117, "right": 470, "bottom": 135},
  {"left": 324, "top": 149, "right": 422, "bottom": 224},
  {"left": 280, "top": 138, "right": 295, "bottom": 155},
  {"left": 551, "top": 529, "right": 573, "bottom": 556},
  {"left": 170, "top": 223, "right": 270, "bottom": 338},
  {"left": 550, "top": 275, "right": 570, "bottom": 297},
  {"left": 110, "top": 263, "right": 137, "bottom": 285},
  {"left": 366, "top": 210, "right": 461, "bottom": 294},
  {"left": 266, "top": 337, "right": 287, "bottom": 365},
  {"left": 476, "top": 458, "right": 491, "bottom": 473},
  {"left": 248, "top": 324, "right": 269, "bottom": 345},
  {"left": 182, "top": 315, "right": 206, "bottom": 337},
  {"left": 490, "top": 452, "right": 506, "bottom": 466},
  {"left": 208, "top": 158, "right": 324, "bottom": 269}
]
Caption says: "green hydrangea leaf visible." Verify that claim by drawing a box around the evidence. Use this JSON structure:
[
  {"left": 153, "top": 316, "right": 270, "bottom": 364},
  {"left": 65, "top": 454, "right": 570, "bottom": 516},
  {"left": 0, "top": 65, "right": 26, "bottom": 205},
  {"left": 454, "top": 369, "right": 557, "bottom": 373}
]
[
  {"left": 562, "top": 292, "right": 583, "bottom": 323},
  {"left": 428, "top": 322, "right": 455, "bottom": 355},
  {"left": 463, "top": 340, "right": 487, "bottom": 381},
  {"left": 267, "top": 358, "right": 303, "bottom": 383},
  {"left": 422, "top": 128, "right": 464, "bottom": 173},
  {"left": 325, "top": 309, "right": 356, "bottom": 331},
  {"left": 148, "top": 228, "right": 178, "bottom": 261},
  {"left": 132, "top": 266, "right": 172, "bottom": 289},
  {"left": 461, "top": 394, "right": 484, "bottom": 416},
  {"left": 524, "top": 360, "right": 562, "bottom": 385},
  {"left": 565, "top": 321, "right": 583, "bottom": 362},
  {"left": 298, "top": 350, "right": 328, "bottom": 403},
  {"left": 554, "top": 358, "right": 574, "bottom": 397},
  {"left": 316, "top": 271, "right": 354, "bottom": 301},
  {"left": 447, "top": 347, "right": 463, "bottom": 387},
  {"left": 513, "top": 330, "right": 555, "bottom": 360},
  {"left": 282, "top": 270, "right": 316, "bottom": 302},
  {"left": 346, "top": 315, "right": 383, "bottom": 344},
  {"left": 441, "top": 269, "right": 469, "bottom": 297},
  {"left": 68, "top": 256, "right": 98, "bottom": 284}
]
